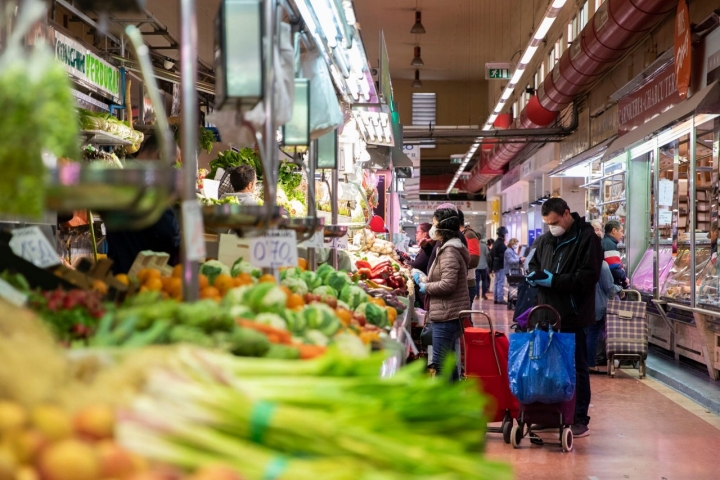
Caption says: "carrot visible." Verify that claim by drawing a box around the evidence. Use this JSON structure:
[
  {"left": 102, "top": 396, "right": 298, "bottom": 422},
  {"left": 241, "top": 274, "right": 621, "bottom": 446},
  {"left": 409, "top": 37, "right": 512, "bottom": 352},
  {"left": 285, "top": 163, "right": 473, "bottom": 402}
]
[
  {"left": 237, "top": 319, "right": 292, "bottom": 344},
  {"left": 297, "top": 344, "right": 327, "bottom": 360}
]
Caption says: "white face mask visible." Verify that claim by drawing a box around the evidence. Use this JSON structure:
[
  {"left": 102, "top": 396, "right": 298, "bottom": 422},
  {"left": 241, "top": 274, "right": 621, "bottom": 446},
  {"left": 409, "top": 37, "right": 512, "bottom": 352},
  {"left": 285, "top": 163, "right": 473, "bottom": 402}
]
[
  {"left": 429, "top": 225, "right": 439, "bottom": 240},
  {"left": 549, "top": 225, "right": 566, "bottom": 237}
]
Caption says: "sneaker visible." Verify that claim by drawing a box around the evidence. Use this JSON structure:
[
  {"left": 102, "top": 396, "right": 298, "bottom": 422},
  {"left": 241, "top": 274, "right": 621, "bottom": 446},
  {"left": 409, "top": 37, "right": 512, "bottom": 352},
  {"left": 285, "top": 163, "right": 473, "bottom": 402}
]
[{"left": 571, "top": 424, "right": 589, "bottom": 437}]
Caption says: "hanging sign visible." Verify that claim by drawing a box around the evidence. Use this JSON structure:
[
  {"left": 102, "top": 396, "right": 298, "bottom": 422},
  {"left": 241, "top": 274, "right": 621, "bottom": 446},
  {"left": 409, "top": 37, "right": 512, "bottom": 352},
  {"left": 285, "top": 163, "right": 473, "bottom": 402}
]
[
  {"left": 9, "top": 227, "right": 61, "bottom": 269},
  {"left": 249, "top": 230, "right": 299, "bottom": 268},
  {"left": 674, "top": 0, "right": 691, "bottom": 99},
  {"left": 485, "top": 63, "right": 513, "bottom": 80},
  {"left": 55, "top": 31, "right": 120, "bottom": 100},
  {"left": 658, "top": 179, "right": 675, "bottom": 207},
  {"left": 617, "top": 63, "right": 681, "bottom": 135}
]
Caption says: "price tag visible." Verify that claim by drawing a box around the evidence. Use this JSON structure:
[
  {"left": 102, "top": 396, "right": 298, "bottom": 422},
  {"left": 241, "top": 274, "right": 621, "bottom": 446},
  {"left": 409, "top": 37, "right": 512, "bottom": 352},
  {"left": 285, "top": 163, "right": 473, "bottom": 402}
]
[
  {"left": 249, "top": 230, "right": 298, "bottom": 268},
  {"left": 659, "top": 210, "right": 673, "bottom": 226},
  {"left": 658, "top": 179, "right": 674, "bottom": 207},
  {"left": 324, "top": 235, "right": 348, "bottom": 250},
  {"left": 181, "top": 200, "right": 207, "bottom": 262},
  {"left": 0, "top": 278, "right": 27, "bottom": 307},
  {"left": 299, "top": 231, "right": 324, "bottom": 249},
  {"left": 9, "top": 226, "right": 61, "bottom": 269}
]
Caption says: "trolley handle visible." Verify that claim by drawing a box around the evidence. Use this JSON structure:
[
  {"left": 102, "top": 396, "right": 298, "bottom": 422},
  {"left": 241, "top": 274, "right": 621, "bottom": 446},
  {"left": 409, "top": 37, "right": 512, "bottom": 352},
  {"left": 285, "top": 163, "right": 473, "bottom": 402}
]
[
  {"left": 621, "top": 289, "right": 642, "bottom": 302},
  {"left": 458, "top": 310, "right": 494, "bottom": 334},
  {"left": 528, "top": 304, "right": 561, "bottom": 331}
]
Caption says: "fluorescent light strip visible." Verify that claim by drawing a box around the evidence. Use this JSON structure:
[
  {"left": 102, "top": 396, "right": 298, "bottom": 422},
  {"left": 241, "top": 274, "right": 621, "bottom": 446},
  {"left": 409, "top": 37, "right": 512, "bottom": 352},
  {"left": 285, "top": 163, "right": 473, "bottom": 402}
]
[{"left": 446, "top": 0, "right": 565, "bottom": 194}]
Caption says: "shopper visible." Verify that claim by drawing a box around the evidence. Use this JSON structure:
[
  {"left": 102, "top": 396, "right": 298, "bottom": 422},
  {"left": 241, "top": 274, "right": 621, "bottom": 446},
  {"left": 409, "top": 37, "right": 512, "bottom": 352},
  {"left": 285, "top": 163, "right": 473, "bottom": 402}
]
[
  {"left": 527, "top": 197, "right": 603, "bottom": 438},
  {"left": 416, "top": 208, "right": 470, "bottom": 380},
  {"left": 475, "top": 233, "right": 491, "bottom": 300},
  {"left": 504, "top": 238, "right": 525, "bottom": 275},
  {"left": 410, "top": 223, "right": 433, "bottom": 274},
  {"left": 602, "top": 220, "right": 629, "bottom": 288},
  {"left": 424, "top": 204, "right": 468, "bottom": 274},
  {"left": 222, "top": 164, "right": 259, "bottom": 205},
  {"left": 490, "top": 226, "right": 508, "bottom": 304},
  {"left": 107, "top": 134, "right": 181, "bottom": 275},
  {"left": 460, "top": 219, "right": 481, "bottom": 304},
  {"left": 588, "top": 222, "right": 622, "bottom": 373}
]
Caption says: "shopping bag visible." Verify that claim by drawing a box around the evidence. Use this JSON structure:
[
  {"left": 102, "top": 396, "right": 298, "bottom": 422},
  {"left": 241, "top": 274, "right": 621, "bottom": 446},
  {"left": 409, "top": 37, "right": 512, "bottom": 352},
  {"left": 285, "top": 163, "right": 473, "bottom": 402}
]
[{"left": 508, "top": 326, "right": 576, "bottom": 404}]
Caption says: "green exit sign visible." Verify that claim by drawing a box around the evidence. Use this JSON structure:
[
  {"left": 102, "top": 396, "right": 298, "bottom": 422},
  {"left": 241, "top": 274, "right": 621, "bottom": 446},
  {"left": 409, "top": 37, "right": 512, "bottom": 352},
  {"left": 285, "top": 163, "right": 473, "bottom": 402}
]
[
  {"left": 451, "top": 156, "right": 463, "bottom": 164},
  {"left": 486, "top": 63, "right": 513, "bottom": 80}
]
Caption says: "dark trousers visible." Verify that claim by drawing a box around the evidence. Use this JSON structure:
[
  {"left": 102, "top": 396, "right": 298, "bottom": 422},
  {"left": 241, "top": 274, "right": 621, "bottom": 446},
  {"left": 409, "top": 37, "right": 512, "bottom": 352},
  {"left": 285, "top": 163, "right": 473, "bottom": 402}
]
[
  {"left": 431, "top": 319, "right": 463, "bottom": 382},
  {"left": 586, "top": 318, "right": 605, "bottom": 367},
  {"left": 475, "top": 268, "right": 490, "bottom": 297},
  {"left": 562, "top": 326, "right": 591, "bottom": 426}
]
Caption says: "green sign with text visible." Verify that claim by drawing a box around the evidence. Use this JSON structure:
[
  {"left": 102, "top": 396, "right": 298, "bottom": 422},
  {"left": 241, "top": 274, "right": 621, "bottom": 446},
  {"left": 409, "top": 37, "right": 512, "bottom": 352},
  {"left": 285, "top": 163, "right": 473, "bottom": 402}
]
[{"left": 55, "top": 31, "right": 120, "bottom": 100}]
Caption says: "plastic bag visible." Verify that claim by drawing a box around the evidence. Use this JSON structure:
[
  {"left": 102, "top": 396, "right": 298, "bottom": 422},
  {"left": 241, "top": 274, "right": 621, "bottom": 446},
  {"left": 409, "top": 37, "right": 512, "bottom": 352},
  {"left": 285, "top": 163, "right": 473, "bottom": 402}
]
[
  {"left": 508, "top": 326, "right": 576, "bottom": 404},
  {"left": 300, "top": 50, "right": 343, "bottom": 139}
]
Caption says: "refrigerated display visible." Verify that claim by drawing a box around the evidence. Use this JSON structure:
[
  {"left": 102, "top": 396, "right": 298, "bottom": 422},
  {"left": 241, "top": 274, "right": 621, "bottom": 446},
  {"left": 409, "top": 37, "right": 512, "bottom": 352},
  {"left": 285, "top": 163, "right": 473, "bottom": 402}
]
[
  {"left": 660, "top": 244, "right": 712, "bottom": 303},
  {"left": 630, "top": 244, "right": 675, "bottom": 295}
]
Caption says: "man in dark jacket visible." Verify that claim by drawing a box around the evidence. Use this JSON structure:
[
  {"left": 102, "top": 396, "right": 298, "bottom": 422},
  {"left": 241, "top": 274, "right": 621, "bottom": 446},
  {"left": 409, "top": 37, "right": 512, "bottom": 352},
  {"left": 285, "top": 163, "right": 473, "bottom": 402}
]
[
  {"left": 527, "top": 198, "right": 603, "bottom": 438},
  {"left": 490, "top": 226, "right": 508, "bottom": 304}
]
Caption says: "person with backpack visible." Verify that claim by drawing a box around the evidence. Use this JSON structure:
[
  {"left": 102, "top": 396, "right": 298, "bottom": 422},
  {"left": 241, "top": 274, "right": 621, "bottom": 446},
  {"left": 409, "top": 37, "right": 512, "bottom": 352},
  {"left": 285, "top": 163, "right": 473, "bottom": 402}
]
[{"left": 490, "top": 226, "right": 508, "bottom": 304}]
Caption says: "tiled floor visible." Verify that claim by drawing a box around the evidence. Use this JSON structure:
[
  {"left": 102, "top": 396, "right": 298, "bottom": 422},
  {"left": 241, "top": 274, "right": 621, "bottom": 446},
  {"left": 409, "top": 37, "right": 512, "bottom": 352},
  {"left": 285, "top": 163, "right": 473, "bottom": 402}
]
[{"left": 470, "top": 298, "right": 720, "bottom": 480}]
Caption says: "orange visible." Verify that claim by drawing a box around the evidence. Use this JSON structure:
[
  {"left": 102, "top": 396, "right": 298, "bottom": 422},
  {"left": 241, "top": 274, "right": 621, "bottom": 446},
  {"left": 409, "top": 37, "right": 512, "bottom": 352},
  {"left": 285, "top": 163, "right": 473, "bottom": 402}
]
[
  {"left": 168, "top": 277, "right": 182, "bottom": 298},
  {"left": 145, "top": 277, "right": 163, "bottom": 292},
  {"left": 371, "top": 297, "right": 386, "bottom": 307},
  {"left": 335, "top": 308, "right": 352, "bottom": 326},
  {"left": 139, "top": 286, "right": 149, "bottom": 293},
  {"left": 280, "top": 285, "right": 292, "bottom": 297},
  {"left": 115, "top": 274, "right": 129, "bottom": 286},
  {"left": 259, "top": 274, "right": 277, "bottom": 284},
  {"left": 287, "top": 293, "right": 305, "bottom": 309},
  {"left": 198, "top": 274, "right": 209, "bottom": 289},
  {"left": 137, "top": 268, "right": 161, "bottom": 284},
  {"left": 213, "top": 273, "right": 234, "bottom": 293},
  {"left": 200, "top": 286, "right": 221, "bottom": 299},
  {"left": 161, "top": 276, "right": 173, "bottom": 291},
  {"left": 235, "top": 272, "right": 253, "bottom": 283},
  {"left": 298, "top": 258, "right": 308, "bottom": 271},
  {"left": 385, "top": 306, "right": 398, "bottom": 324},
  {"left": 91, "top": 279, "right": 108, "bottom": 295},
  {"left": 171, "top": 264, "right": 183, "bottom": 278}
]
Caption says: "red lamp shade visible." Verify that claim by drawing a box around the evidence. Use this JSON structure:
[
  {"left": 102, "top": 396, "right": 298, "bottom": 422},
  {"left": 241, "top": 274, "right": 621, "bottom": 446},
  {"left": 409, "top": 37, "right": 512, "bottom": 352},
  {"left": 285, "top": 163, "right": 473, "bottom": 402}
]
[
  {"left": 525, "top": 95, "right": 558, "bottom": 126},
  {"left": 369, "top": 215, "right": 387, "bottom": 233},
  {"left": 493, "top": 113, "right": 513, "bottom": 129}
]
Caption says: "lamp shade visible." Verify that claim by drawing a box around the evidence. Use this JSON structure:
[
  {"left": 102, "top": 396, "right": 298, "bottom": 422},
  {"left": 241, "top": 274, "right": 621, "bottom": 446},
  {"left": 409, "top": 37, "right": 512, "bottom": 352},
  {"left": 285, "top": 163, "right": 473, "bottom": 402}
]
[{"left": 410, "top": 11, "right": 426, "bottom": 34}]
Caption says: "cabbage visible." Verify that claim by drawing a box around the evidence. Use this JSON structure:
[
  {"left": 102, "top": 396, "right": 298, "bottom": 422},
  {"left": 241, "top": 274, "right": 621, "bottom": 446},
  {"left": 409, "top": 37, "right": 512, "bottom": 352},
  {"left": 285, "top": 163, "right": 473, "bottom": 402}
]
[
  {"left": 337, "top": 300, "right": 351, "bottom": 311},
  {"left": 280, "top": 267, "right": 302, "bottom": 281},
  {"left": 355, "top": 303, "right": 388, "bottom": 328},
  {"left": 231, "top": 257, "right": 261, "bottom": 278},
  {"left": 340, "top": 285, "right": 368, "bottom": 310},
  {"left": 280, "top": 277, "right": 308, "bottom": 295},
  {"left": 304, "top": 329, "right": 330, "bottom": 347},
  {"left": 222, "top": 286, "right": 251, "bottom": 306},
  {"left": 229, "top": 304, "right": 254, "bottom": 319},
  {"left": 315, "top": 264, "right": 335, "bottom": 282},
  {"left": 302, "top": 271, "right": 323, "bottom": 290},
  {"left": 200, "top": 260, "right": 231, "bottom": 284},
  {"left": 246, "top": 283, "right": 287, "bottom": 314},
  {"left": 303, "top": 303, "right": 340, "bottom": 336},
  {"left": 324, "top": 270, "right": 350, "bottom": 293},
  {"left": 281, "top": 309, "right": 307, "bottom": 334},
  {"left": 254, "top": 313, "right": 287, "bottom": 331},
  {"left": 332, "top": 333, "right": 370, "bottom": 358},
  {"left": 313, "top": 286, "right": 338, "bottom": 298}
]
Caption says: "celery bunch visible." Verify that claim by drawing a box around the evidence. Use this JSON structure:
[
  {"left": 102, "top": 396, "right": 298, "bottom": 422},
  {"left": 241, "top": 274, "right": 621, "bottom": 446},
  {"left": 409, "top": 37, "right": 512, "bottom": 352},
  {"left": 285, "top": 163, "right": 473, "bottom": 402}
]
[{"left": 118, "top": 347, "right": 512, "bottom": 479}]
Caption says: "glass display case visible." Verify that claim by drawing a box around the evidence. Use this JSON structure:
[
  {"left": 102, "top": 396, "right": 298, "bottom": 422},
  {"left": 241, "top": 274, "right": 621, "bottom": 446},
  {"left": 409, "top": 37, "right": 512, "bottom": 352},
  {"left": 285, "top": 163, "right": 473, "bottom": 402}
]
[
  {"left": 697, "top": 247, "right": 720, "bottom": 311},
  {"left": 630, "top": 245, "right": 675, "bottom": 295},
  {"left": 660, "top": 244, "right": 712, "bottom": 303}
]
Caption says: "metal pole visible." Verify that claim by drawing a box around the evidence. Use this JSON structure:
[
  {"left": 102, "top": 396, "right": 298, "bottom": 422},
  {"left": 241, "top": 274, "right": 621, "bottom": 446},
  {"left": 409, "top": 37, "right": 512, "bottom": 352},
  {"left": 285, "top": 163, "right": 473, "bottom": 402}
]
[
  {"left": 262, "top": 0, "right": 278, "bottom": 208},
  {"left": 389, "top": 169, "right": 395, "bottom": 238},
  {"left": 653, "top": 145, "right": 660, "bottom": 299},
  {"left": 689, "top": 116, "right": 696, "bottom": 308},
  {"left": 307, "top": 140, "right": 317, "bottom": 270},
  {"left": 331, "top": 166, "right": 339, "bottom": 269},
  {"left": 180, "top": 0, "right": 199, "bottom": 302}
]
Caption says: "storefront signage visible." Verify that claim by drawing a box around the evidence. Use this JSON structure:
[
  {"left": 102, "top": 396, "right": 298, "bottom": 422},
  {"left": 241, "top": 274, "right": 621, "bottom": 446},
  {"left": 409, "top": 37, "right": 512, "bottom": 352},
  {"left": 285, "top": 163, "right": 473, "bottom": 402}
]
[
  {"left": 674, "top": 0, "right": 691, "bottom": 98},
  {"left": 705, "top": 28, "right": 720, "bottom": 87},
  {"left": 501, "top": 165, "right": 522, "bottom": 191},
  {"left": 402, "top": 144, "right": 420, "bottom": 168},
  {"left": 407, "top": 200, "right": 485, "bottom": 212},
  {"left": 521, "top": 158, "right": 534, "bottom": 178},
  {"left": 617, "top": 63, "right": 681, "bottom": 136},
  {"left": 55, "top": 31, "right": 120, "bottom": 100},
  {"left": 590, "top": 104, "right": 618, "bottom": 146},
  {"left": 559, "top": 104, "right": 590, "bottom": 162}
]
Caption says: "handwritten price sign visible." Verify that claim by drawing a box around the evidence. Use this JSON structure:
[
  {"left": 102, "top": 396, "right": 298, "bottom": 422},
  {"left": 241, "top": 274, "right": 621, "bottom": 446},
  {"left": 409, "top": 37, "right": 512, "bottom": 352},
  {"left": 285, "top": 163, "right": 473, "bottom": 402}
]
[
  {"left": 9, "top": 227, "right": 61, "bottom": 269},
  {"left": 249, "top": 230, "right": 298, "bottom": 268}
]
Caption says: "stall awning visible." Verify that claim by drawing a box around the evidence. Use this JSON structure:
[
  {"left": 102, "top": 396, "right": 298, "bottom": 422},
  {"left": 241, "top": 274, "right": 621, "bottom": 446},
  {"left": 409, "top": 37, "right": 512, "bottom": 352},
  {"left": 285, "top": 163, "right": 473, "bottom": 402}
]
[
  {"left": 549, "top": 136, "right": 616, "bottom": 177},
  {"left": 390, "top": 123, "right": 413, "bottom": 167},
  {"left": 603, "top": 81, "right": 720, "bottom": 160}
]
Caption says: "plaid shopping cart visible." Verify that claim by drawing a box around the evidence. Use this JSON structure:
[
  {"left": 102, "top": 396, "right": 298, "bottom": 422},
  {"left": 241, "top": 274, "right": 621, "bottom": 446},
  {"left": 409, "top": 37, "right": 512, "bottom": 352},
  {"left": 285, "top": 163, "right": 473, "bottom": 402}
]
[{"left": 606, "top": 290, "right": 648, "bottom": 378}]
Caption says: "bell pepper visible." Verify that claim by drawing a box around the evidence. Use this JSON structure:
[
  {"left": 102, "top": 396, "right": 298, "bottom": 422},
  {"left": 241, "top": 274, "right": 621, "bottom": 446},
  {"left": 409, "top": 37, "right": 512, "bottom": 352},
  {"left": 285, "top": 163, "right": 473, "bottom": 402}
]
[
  {"left": 357, "top": 268, "right": 373, "bottom": 279},
  {"left": 356, "top": 260, "right": 372, "bottom": 270}
]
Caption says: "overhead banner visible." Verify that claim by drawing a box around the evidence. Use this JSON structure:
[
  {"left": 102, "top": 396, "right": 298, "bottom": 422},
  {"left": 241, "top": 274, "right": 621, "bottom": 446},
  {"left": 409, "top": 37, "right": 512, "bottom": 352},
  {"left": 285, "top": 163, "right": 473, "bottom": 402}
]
[
  {"left": 55, "top": 31, "right": 120, "bottom": 101},
  {"left": 674, "top": 0, "right": 691, "bottom": 99},
  {"left": 617, "top": 62, "right": 681, "bottom": 136}
]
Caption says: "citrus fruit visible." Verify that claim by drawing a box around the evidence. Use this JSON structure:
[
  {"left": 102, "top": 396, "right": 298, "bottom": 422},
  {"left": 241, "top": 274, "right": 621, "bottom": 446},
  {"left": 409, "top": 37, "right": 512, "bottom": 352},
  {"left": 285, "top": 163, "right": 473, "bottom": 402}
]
[{"left": 258, "top": 274, "right": 276, "bottom": 284}]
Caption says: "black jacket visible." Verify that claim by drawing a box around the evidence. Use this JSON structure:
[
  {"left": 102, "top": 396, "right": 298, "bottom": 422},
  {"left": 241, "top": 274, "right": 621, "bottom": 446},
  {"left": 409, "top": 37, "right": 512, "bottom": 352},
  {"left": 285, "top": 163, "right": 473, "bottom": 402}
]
[
  {"left": 490, "top": 237, "right": 507, "bottom": 271},
  {"left": 411, "top": 242, "right": 435, "bottom": 274},
  {"left": 527, "top": 213, "right": 602, "bottom": 329}
]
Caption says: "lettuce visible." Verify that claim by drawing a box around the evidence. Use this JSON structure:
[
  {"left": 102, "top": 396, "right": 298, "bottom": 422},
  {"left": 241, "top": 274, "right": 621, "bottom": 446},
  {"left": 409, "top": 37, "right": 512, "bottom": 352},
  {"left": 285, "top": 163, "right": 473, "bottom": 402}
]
[
  {"left": 355, "top": 303, "right": 388, "bottom": 328},
  {"left": 324, "top": 271, "right": 350, "bottom": 294}
]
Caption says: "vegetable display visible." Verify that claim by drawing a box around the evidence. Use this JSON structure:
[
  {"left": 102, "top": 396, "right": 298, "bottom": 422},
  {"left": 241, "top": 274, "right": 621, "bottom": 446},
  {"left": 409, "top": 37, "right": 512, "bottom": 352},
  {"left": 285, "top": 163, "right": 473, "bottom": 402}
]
[{"left": 208, "top": 148, "right": 262, "bottom": 181}]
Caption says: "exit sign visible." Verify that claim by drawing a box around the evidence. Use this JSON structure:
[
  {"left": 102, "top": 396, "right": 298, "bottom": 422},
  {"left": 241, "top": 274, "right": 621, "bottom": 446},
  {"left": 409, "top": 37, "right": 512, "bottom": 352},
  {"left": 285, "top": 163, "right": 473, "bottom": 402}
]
[
  {"left": 451, "top": 157, "right": 462, "bottom": 164},
  {"left": 486, "top": 62, "right": 513, "bottom": 80}
]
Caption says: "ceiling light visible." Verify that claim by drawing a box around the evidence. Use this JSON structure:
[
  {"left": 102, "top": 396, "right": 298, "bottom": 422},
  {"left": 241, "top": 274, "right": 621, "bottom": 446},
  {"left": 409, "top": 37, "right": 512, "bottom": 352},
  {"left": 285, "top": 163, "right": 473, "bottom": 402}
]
[
  {"left": 501, "top": 88, "right": 513, "bottom": 101},
  {"left": 534, "top": 16, "right": 555, "bottom": 40},
  {"left": 410, "top": 11, "right": 426, "bottom": 34},
  {"left": 520, "top": 45, "right": 538, "bottom": 65},
  {"left": 510, "top": 67, "right": 524, "bottom": 84},
  {"left": 411, "top": 46, "right": 424, "bottom": 66},
  {"left": 412, "top": 69, "right": 423, "bottom": 88}
]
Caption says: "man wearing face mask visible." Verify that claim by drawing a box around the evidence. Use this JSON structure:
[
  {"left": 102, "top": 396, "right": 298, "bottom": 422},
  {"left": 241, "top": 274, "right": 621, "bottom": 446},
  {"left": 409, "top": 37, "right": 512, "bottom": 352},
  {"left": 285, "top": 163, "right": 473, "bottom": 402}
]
[{"left": 526, "top": 197, "right": 602, "bottom": 438}]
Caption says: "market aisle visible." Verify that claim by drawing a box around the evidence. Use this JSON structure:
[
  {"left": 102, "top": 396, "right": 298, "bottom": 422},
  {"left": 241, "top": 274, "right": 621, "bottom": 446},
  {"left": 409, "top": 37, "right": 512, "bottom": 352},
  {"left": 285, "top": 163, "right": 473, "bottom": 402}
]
[{"left": 475, "top": 299, "right": 720, "bottom": 480}]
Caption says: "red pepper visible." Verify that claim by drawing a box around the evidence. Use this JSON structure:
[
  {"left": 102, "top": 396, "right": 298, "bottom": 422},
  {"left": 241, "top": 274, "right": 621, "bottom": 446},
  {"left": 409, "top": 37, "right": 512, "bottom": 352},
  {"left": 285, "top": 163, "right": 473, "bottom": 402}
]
[
  {"left": 356, "top": 260, "right": 372, "bottom": 270},
  {"left": 373, "top": 278, "right": 386, "bottom": 285},
  {"left": 357, "top": 268, "right": 373, "bottom": 279},
  {"left": 371, "top": 260, "right": 392, "bottom": 273}
]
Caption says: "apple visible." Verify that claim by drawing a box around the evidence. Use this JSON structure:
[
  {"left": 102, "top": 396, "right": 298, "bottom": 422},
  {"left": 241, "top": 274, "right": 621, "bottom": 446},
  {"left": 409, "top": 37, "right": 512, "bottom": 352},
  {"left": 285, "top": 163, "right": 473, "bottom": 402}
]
[
  {"left": 37, "top": 439, "right": 100, "bottom": 480},
  {"left": 8, "top": 429, "right": 48, "bottom": 464},
  {"left": 74, "top": 405, "right": 115, "bottom": 440},
  {"left": 96, "top": 441, "right": 136, "bottom": 479},
  {"left": 30, "top": 406, "right": 72, "bottom": 442}
]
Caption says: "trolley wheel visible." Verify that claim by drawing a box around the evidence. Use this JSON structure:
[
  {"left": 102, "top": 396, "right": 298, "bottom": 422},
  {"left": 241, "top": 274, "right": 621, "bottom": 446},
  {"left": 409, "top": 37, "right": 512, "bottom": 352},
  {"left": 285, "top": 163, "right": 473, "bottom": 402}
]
[
  {"left": 561, "top": 427, "right": 573, "bottom": 452},
  {"left": 510, "top": 424, "right": 523, "bottom": 448},
  {"left": 502, "top": 419, "right": 513, "bottom": 444}
]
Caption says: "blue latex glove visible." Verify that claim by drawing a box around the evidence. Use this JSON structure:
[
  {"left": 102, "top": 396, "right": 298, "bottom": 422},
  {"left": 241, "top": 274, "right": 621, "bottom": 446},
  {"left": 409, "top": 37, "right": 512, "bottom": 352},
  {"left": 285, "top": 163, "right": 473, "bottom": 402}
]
[
  {"left": 413, "top": 272, "right": 422, "bottom": 284},
  {"left": 525, "top": 271, "right": 537, "bottom": 287},
  {"left": 419, "top": 283, "right": 427, "bottom": 294},
  {"left": 534, "top": 270, "right": 554, "bottom": 288}
]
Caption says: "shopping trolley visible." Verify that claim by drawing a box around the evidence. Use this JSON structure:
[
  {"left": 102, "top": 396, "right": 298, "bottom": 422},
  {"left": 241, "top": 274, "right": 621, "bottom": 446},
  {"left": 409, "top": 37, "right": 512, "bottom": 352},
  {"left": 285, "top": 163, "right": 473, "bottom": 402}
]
[
  {"left": 459, "top": 310, "right": 518, "bottom": 444},
  {"left": 509, "top": 305, "right": 575, "bottom": 453},
  {"left": 606, "top": 289, "right": 648, "bottom": 378},
  {"left": 506, "top": 268, "right": 525, "bottom": 310}
]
